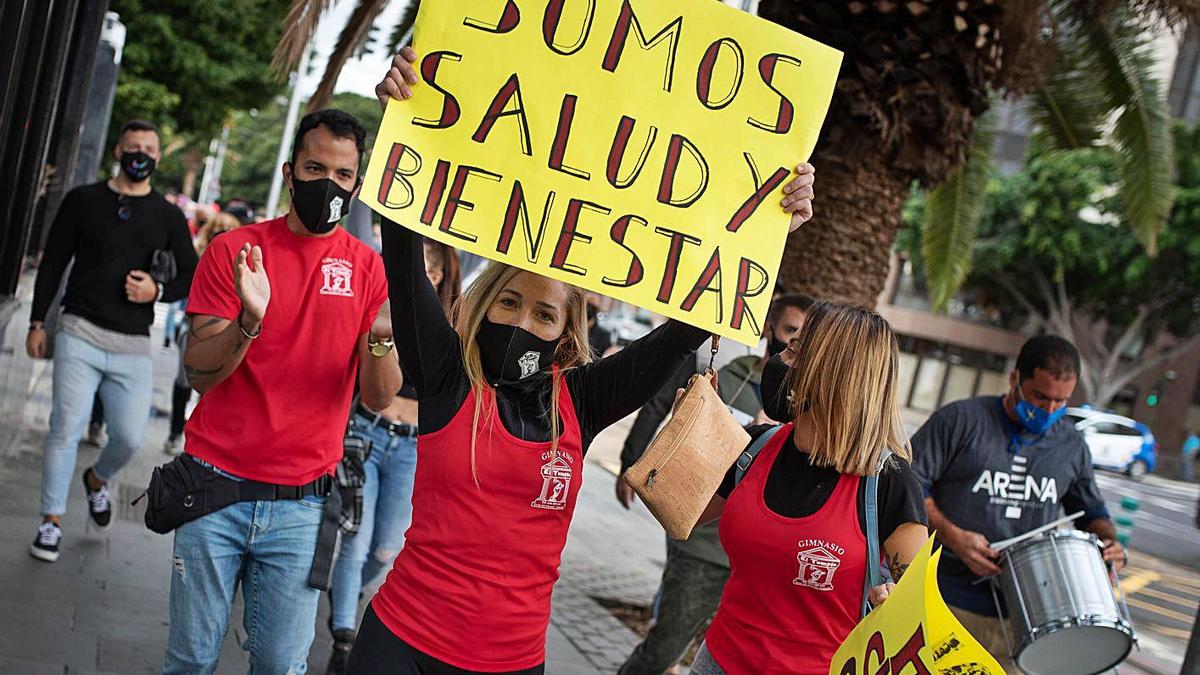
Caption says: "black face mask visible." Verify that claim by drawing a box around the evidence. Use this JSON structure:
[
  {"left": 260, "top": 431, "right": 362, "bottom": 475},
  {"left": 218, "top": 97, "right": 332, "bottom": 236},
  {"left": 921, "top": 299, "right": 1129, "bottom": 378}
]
[
  {"left": 766, "top": 330, "right": 788, "bottom": 358},
  {"left": 120, "top": 151, "right": 156, "bottom": 182},
  {"left": 760, "top": 354, "right": 795, "bottom": 422},
  {"left": 290, "top": 173, "right": 353, "bottom": 234},
  {"left": 476, "top": 315, "right": 558, "bottom": 382}
]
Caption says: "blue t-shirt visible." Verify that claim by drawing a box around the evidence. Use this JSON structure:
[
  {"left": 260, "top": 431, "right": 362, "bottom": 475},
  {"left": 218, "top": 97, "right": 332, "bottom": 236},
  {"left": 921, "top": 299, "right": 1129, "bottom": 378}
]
[{"left": 911, "top": 396, "right": 1110, "bottom": 615}]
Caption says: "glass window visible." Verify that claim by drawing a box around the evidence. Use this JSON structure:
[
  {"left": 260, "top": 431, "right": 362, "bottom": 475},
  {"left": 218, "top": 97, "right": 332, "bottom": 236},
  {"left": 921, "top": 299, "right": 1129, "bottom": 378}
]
[
  {"left": 943, "top": 365, "right": 977, "bottom": 406},
  {"left": 897, "top": 352, "right": 918, "bottom": 409},
  {"left": 977, "top": 370, "right": 1008, "bottom": 397},
  {"left": 910, "top": 358, "right": 947, "bottom": 411}
]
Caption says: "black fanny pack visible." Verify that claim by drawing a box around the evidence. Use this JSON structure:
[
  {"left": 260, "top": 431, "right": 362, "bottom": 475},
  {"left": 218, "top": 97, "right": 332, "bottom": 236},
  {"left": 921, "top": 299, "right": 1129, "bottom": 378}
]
[{"left": 135, "top": 454, "right": 331, "bottom": 535}]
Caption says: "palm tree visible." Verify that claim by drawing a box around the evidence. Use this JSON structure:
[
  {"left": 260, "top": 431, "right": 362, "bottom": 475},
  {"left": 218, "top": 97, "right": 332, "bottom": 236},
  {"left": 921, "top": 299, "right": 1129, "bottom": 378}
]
[
  {"left": 920, "top": 4, "right": 1177, "bottom": 309},
  {"left": 273, "top": 0, "right": 1193, "bottom": 309},
  {"left": 272, "top": 0, "right": 418, "bottom": 112}
]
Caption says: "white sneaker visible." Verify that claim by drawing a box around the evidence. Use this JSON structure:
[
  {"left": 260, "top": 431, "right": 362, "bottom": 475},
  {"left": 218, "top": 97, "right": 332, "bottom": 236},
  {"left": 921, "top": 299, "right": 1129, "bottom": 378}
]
[
  {"left": 30, "top": 522, "right": 61, "bottom": 562},
  {"left": 163, "top": 434, "right": 183, "bottom": 456}
]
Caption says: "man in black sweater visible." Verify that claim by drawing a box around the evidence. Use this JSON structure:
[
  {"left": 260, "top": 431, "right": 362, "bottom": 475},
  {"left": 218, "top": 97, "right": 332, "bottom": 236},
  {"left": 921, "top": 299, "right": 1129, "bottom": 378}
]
[{"left": 26, "top": 120, "right": 197, "bottom": 562}]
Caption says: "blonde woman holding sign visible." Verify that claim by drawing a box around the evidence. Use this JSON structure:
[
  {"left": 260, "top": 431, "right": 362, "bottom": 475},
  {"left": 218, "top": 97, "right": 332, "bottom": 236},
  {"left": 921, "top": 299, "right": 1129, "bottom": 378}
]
[
  {"left": 692, "top": 302, "right": 929, "bottom": 675},
  {"left": 343, "top": 51, "right": 816, "bottom": 675}
]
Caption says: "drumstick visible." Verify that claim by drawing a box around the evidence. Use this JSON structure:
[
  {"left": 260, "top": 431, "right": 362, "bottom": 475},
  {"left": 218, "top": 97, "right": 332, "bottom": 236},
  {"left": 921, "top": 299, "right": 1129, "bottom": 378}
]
[{"left": 991, "top": 511, "right": 1086, "bottom": 551}]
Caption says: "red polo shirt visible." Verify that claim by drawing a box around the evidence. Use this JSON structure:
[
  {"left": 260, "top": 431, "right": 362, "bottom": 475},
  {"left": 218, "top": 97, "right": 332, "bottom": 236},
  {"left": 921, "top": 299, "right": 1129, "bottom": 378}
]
[{"left": 184, "top": 216, "right": 386, "bottom": 484}]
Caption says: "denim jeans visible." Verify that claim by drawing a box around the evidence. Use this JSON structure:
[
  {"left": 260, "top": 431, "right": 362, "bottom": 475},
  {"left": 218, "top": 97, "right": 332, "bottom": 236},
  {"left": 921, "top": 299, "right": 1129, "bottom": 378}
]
[
  {"left": 41, "top": 331, "right": 152, "bottom": 515},
  {"left": 618, "top": 543, "right": 730, "bottom": 675},
  {"left": 330, "top": 412, "right": 418, "bottom": 632},
  {"left": 163, "top": 497, "right": 326, "bottom": 675}
]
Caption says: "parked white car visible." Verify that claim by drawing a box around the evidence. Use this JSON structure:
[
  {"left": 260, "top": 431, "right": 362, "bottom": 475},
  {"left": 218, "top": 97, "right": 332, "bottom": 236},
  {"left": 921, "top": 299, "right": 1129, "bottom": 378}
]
[{"left": 1065, "top": 407, "right": 1157, "bottom": 480}]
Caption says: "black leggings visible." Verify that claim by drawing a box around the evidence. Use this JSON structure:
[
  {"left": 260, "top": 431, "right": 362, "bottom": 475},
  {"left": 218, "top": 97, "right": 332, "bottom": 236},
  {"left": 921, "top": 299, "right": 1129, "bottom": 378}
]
[{"left": 346, "top": 604, "right": 545, "bottom": 675}]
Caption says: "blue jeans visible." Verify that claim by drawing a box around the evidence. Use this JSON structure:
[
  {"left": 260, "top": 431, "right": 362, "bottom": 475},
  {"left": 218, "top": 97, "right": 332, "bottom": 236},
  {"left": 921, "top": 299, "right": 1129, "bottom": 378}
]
[
  {"left": 41, "top": 331, "right": 152, "bottom": 515},
  {"left": 330, "top": 412, "right": 418, "bottom": 632},
  {"left": 163, "top": 497, "right": 326, "bottom": 674}
]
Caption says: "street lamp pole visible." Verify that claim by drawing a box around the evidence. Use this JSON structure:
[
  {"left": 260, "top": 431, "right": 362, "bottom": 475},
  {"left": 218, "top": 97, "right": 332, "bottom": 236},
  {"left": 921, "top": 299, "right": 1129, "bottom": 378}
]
[{"left": 266, "top": 45, "right": 312, "bottom": 219}]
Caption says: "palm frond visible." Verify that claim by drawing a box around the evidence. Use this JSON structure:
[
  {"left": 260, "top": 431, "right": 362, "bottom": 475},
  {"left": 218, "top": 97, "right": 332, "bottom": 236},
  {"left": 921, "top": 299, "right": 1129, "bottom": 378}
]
[
  {"left": 922, "top": 108, "right": 998, "bottom": 310},
  {"left": 1025, "top": 23, "right": 1106, "bottom": 150},
  {"left": 308, "top": 0, "right": 390, "bottom": 111},
  {"left": 272, "top": 0, "right": 334, "bottom": 81},
  {"left": 1084, "top": 13, "right": 1174, "bottom": 254},
  {"left": 388, "top": 0, "right": 420, "bottom": 53}
]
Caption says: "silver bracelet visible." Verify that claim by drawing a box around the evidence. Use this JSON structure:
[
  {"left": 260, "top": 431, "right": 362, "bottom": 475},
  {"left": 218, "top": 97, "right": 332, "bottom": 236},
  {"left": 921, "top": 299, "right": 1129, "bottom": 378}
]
[{"left": 237, "top": 313, "right": 262, "bottom": 339}]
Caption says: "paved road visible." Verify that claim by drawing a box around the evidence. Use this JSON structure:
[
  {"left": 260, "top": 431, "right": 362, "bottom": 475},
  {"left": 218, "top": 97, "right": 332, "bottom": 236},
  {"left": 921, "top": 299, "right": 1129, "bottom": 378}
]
[{"left": 1095, "top": 470, "right": 1200, "bottom": 569}]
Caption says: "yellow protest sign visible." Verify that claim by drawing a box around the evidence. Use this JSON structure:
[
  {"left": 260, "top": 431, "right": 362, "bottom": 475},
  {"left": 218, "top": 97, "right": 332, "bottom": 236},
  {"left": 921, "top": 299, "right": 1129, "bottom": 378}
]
[
  {"left": 361, "top": 0, "right": 841, "bottom": 345},
  {"left": 829, "top": 536, "right": 1005, "bottom": 675}
]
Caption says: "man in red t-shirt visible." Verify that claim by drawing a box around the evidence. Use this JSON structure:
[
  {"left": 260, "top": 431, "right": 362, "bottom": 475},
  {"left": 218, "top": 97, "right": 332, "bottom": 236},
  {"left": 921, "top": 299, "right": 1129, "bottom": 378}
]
[{"left": 162, "top": 109, "right": 402, "bottom": 674}]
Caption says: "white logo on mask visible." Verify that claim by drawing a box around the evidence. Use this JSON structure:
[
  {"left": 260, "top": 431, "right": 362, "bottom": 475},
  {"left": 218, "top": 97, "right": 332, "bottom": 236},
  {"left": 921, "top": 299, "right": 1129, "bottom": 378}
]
[
  {"left": 328, "top": 196, "right": 344, "bottom": 223},
  {"left": 518, "top": 351, "right": 541, "bottom": 379}
]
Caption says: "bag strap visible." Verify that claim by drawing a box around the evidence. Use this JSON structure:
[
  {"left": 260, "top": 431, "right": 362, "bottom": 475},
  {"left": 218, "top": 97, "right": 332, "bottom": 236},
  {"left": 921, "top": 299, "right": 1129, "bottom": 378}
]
[
  {"left": 734, "top": 424, "right": 785, "bottom": 487},
  {"left": 861, "top": 449, "right": 894, "bottom": 618}
]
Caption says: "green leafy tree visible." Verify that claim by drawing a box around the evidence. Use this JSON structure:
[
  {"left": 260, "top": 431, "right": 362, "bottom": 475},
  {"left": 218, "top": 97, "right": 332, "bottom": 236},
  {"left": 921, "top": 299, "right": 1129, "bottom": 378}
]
[
  {"left": 921, "top": 5, "right": 1177, "bottom": 307},
  {"left": 108, "top": 0, "right": 291, "bottom": 194},
  {"left": 903, "top": 138, "right": 1200, "bottom": 407}
]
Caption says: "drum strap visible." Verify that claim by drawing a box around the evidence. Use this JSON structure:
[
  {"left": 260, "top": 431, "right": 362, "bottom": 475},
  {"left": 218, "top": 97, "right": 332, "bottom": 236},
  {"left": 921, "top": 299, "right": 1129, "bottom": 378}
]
[{"left": 861, "top": 450, "right": 893, "bottom": 618}]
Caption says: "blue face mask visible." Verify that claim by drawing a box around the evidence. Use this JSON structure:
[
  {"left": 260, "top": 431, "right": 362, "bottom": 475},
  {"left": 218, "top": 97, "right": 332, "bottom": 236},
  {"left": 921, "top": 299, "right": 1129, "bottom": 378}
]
[{"left": 1013, "top": 381, "right": 1066, "bottom": 435}]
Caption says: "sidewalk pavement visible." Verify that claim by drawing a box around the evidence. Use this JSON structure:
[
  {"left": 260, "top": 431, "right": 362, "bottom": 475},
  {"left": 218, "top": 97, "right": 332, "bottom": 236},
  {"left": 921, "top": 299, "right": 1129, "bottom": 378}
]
[{"left": 0, "top": 274, "right": 662, "bottom": 674}]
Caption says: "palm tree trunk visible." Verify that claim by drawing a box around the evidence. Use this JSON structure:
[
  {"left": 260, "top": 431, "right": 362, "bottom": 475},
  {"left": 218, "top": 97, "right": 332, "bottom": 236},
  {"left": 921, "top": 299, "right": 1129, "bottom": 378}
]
[{"left": 779, "top": 142, "right": 909, "bottom": 309}]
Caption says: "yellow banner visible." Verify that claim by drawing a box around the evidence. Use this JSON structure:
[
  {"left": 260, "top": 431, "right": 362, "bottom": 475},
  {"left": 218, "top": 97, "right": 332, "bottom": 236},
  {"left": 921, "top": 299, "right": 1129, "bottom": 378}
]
[
  {"left": 361, "top": 0, "right": 841, "bottom": 345},
  {"left": 828, "top": 537, "right": 1005, "bottom": 675}
]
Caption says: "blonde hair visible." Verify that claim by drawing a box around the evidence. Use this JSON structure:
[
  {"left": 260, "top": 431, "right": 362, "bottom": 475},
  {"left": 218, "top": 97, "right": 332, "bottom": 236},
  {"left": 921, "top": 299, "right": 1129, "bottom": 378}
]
[
  {"left": 453, "top": 263, "right": 593, "bottom": 481},
  {"left": 194, "top": 212, "right": 242, "bottom": 255},
  {"left": 782, "top": 301, "right": 910, "bottom": 476}
]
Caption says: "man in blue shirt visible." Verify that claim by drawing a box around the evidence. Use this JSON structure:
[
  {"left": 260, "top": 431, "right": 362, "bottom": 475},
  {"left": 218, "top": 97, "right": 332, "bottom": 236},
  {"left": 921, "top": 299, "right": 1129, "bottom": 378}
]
[{"left": 912, "top": 335, "right": 1125, "bottom": 670}]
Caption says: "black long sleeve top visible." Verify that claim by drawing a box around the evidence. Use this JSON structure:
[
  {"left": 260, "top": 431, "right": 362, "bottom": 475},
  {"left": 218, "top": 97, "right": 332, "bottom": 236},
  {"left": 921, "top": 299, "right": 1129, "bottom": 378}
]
[
  {"left": 380, "top": 220, "right": 710, "bottom": 451},
  {"left": 30, "top": 182, "right": 197, "bottom": 335}
]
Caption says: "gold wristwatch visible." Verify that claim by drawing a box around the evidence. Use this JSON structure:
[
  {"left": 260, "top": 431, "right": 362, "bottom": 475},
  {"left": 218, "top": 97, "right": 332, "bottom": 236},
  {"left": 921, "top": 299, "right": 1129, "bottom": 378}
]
[{"left": 368, "top": 333, "right": 395, "bottom": 357}]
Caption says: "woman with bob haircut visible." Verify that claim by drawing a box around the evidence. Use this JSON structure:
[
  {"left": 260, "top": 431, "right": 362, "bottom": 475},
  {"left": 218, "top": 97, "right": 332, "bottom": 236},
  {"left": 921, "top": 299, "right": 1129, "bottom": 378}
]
[
  {"left": 692, "top": 302, "right": 929, "bottom": 675},
  {"left": 345, "top": 49, "right": 818, "bottom": 675}
]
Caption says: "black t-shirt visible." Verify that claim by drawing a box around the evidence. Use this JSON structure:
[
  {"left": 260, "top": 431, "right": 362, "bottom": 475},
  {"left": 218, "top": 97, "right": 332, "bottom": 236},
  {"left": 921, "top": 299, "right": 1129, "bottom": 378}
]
[
  {"left": 380, "top": 221, "right": 710, "bottom": 451},
  {"left": 717, "top": 425, "right": 927, "bottom": 542},
  {"left": 31, "top": 182, "right": 197, "bottom": 335}
]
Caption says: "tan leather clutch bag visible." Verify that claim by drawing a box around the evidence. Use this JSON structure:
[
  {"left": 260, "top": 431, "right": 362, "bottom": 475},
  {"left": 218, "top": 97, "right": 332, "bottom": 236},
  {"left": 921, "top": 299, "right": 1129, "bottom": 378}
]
[{"left": 622, "top": 371, "right": 751, "bottom": 539}]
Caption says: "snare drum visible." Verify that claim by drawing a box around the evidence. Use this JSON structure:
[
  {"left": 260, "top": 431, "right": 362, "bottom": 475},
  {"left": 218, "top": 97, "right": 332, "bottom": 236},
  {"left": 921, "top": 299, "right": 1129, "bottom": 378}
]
[{"left": 996, "top": 530, "right": 1135, "bottom": 675}]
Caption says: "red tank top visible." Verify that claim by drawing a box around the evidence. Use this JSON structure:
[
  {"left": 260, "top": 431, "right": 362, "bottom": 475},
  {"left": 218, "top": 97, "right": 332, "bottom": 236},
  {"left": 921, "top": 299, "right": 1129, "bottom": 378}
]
[
  {"left": 705, "top": 424, "right": 867, "bottom": 674},
  {"left": 371, "top": 379, "right": 583, "bottom": 671}
]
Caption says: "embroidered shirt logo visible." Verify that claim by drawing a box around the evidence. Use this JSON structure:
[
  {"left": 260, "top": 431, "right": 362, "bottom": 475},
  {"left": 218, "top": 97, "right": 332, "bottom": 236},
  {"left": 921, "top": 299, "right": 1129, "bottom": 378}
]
[
  {"left": 320, "top": 258, "right": 354, "bottom": 297},
  {"left": 328, "top": 196, "right": 344, "bottom": 222},
  {"left": 532, "top": 455, "right": 572, "bottom": 511},
  {"left": 517, "top": 350, "right": 540, "bottom": 379},
  {"left": 794, "top": 541, "right": 844, "bottom": 591}
]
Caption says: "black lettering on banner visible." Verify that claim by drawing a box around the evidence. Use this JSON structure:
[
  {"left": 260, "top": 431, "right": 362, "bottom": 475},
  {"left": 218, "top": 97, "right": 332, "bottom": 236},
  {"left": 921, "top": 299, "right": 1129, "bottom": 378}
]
[
  {"left": 412, "top": 52, "right": 464, "bottom": 130},
  {"left": 680, "top": 249, "right": 723, "bottom": 323},
  {"left": 695, "top": 37, "right": 745, "bottom": 110},
  {"left": 747, "top": 54, "right": 802, "bottom": 134},
  {"left": 730, "top": 257, "right": 767, "bottom": 334},
  {"left": 439, "top": 165, "right": 503, "bottom": 243},
  {"left": 378, "top": 143, "right": 423, "bottom": 209},
  {"left": 550, "top": 198, "right": 609, "bottom": 276},
  {"left": 420, "top": 160, "right": 452, "bottom": 225},
  {"left": 463, "top": 1, "right": 520, "bottom": 33},
  {"left": 657, "top": 134, "right": 709, "bottom": 208},
  {"left": 865, "top": 631, "right": 888, "bottom": 675},
  {"left": 549, "top": 95, "right": 590, "bottom": 180},
  {"left": 726, "top": 152, "right": 790, "bottom": 232},
  {"left": 602, "top": 214, "right": 647, "bottom": 287},
  {"left": 472, "top": 74, "right": 534, "bottom": 156},
  {"left": 652, "top": 226, "right": 702, "bottom": 303},
  {"left": 542, "top": 0, "right": 596, "bottom": 56},
  {"left": 497, "top": 180, "right": 556, "bottom": 263},
  {"left": 602, "top": 0, "right": 682, "bottom": 92},
  {"left": 607, "top": 115, "right": 657, "bottom": 189}
]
